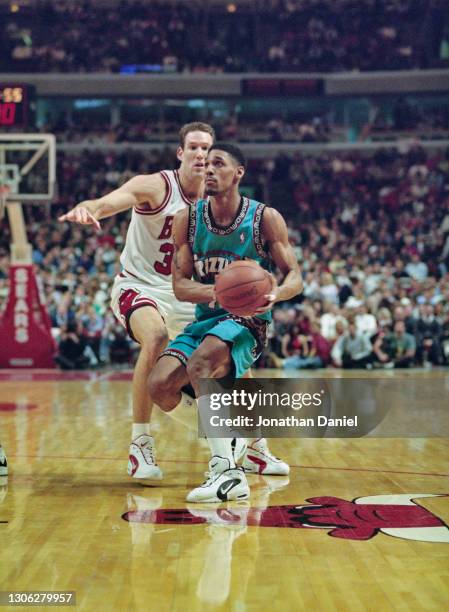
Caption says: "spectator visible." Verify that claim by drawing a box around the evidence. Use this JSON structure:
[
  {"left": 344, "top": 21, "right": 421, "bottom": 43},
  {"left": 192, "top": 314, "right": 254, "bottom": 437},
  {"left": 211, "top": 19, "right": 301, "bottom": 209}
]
[
  {"left": 109, "top": 326, "right": 133, "bottom": 365},
  {"left": 355, "top": 304, "right": 378, "bottom": 338},
  {"left": 371, "top": 328, "right": 393, "bottom": 367},
  {"left": 405, "top": 254, "right": 429, "bottom": 281},
  {"left": 280, "top": 324, "right": 303, "bottom": 358},
  {"left": 310, "top": 321, "right": 332, "bottom": 366},
  {"left": 441, "top": 311, "right": 449, "bottom": 364},
  {"left": 79, "top": 305, "right": 105, "bottom": 362},
  {"left": 330, "top": 320, "right": 348, "bottom": 367},
  {"left": 54, "top": 322, "right": 98, "bottom": 370},
  {"left": 320, "top": 272, "right": 339, "bottom": 304},
  {"left": 415, "top": 304, "right": 443, "bottom": 365},
  {"left": 320, "top": 302, "right": 348, "bottom": 341},
  {"left": 383, "top": 320, "right": 417, "bottom": 368},
  {"left": 271, "top": 331, "right": 323, "bottom": 370},
  {"left": 334, "top": 321, "right": 374, "bottom": 369}
]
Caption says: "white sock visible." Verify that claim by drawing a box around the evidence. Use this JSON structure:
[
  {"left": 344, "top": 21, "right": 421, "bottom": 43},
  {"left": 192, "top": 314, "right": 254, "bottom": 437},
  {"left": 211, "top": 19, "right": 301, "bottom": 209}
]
[
  {"left": 132, "top": 423, "right": 150, "bottom": 440},
  {"left": 247, "top": 437, "right": 268, "bottom": 451},
  {"left": 208, "top": 437, "right": 236, "bottom": 466},
  {"left": 198, "top": 395, "right": 235, "bottom": 466}
]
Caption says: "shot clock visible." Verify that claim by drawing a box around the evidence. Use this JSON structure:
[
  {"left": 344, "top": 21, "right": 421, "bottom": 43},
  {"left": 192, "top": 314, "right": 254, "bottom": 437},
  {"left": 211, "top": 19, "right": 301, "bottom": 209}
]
[{"left": 0, "top": 84, "right": 36, "bottom": 128}]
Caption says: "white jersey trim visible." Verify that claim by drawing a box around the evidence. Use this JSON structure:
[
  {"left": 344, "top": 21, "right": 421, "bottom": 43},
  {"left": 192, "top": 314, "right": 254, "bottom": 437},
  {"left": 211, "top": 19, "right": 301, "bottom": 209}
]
[
  {"left": 134, "top": 171, "right": 172, "bottom": 216},
  {"left": 174, "top": 169, "right": 194, "bottom": 205}
]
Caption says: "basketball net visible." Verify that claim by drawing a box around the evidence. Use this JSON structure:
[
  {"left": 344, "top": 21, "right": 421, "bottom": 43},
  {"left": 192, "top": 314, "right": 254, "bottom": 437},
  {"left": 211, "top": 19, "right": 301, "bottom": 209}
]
[{"left": 0, "top": 184, "right": 10, "bottom": 221}]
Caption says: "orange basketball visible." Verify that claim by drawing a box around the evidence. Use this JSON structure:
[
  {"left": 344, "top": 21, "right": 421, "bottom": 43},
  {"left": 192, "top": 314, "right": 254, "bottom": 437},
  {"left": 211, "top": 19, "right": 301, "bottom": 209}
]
[{"left": 215, "top": 260, "right": 273, "bottom": 317}]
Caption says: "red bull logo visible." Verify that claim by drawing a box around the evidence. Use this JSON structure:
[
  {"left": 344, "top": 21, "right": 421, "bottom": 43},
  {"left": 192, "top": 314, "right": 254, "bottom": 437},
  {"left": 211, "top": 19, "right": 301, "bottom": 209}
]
[{"left": 123, "top": 494, "right": 449, "bottom": 543}]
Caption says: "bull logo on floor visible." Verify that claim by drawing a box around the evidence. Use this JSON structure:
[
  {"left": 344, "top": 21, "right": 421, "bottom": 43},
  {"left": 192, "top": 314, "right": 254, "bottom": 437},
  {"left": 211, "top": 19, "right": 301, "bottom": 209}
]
[{"left": 123, "top": 494, "right": 449, "bottom": 543}]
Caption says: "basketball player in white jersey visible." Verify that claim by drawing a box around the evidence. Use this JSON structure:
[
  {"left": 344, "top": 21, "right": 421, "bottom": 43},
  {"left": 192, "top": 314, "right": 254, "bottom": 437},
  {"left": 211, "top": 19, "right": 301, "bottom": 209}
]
[{"left": 59, "top": 122, "right": 289, "bottom": 481}]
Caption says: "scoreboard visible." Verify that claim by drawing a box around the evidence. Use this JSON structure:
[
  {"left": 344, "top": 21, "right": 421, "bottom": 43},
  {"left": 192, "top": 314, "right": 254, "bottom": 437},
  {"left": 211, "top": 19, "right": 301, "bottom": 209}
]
[
  {"left": 0, "top": 84, "right": 36, "bottom": 128},
  {"left": 241, "top": 78, "right": 323, "bottom": 96}
]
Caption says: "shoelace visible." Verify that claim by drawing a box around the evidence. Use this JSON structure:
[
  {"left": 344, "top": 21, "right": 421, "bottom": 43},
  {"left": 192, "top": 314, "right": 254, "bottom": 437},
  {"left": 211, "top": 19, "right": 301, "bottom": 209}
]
[
  {"left": 201, "top": 471, "right": 219, "bottom": 487},
  {"left": 264, "top": 449, "right": 281, "bottom": 461},
  {"left": 200, "top": 466, "right": 238, "bottom": 487},
  {"left": 140, "top": 441, "right": 156, "bottom": 464}
]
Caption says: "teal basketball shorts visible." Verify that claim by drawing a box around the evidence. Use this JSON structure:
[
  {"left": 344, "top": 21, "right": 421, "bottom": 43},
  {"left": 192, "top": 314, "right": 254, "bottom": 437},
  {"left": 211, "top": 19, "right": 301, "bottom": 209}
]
[{"left": 161, "top": 314, "right": 268, "bottom": 379}]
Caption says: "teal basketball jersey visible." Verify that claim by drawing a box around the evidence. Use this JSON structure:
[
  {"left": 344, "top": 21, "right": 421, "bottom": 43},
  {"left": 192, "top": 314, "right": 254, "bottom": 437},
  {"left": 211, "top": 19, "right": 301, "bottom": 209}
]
[{"left": 188, "top": 196, "right": 272, "bottom": 322}]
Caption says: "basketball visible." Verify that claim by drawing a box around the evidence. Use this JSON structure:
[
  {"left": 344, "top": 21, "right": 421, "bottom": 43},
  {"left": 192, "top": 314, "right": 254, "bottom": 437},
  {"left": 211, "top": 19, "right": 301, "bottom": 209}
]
[{"left": 215, "top": 260, "right": 273, "bottom": 317}]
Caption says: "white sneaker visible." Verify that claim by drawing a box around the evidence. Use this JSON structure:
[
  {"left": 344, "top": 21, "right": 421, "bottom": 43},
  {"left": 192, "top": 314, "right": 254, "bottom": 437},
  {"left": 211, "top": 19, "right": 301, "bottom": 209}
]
[
  {"left": 0, "top": 446, "right": 7, "bottom": 477},
  {"left": 232, "top": 438, "right": 247, "bottom": 463},
  {"left": 242, "top": 445, "right": 290, "bottom": 476},
  {"left": 187, "top": 456, "right": 250, "bottom": 503},
  {"left": 127, "top": 434, "right": 163, "bottom": 480}
]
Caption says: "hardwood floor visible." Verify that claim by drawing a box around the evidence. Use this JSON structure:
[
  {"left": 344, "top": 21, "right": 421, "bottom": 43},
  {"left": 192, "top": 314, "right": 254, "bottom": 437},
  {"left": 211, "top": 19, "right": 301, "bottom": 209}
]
[{"left": 0, "top": 368, "right": 448, "bottom": 611}]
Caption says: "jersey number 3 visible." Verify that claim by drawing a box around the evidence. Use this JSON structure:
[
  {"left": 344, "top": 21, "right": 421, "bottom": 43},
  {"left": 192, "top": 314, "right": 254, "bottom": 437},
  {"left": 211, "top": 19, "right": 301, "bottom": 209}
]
[
  {"left": 154, "top": 243, "right": 174, "bottom": 275},
  {"left": 154, "top": 216, "right": 174, "bottom": 276}
]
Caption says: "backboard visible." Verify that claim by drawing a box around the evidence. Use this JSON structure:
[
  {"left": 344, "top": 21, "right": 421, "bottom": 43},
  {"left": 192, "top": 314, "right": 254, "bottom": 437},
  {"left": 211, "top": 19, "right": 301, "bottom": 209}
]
[{"left": 0, "top": 133, "right": 56, "bottom": 203}]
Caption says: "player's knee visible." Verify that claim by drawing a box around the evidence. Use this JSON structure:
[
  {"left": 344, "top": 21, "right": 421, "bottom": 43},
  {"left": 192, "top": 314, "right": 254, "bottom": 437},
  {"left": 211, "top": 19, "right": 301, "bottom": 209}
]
[
  {"left": 186, "top": 352, "right": 211, "bottom": 384},
  {"left": 187, "top": 342, "right": 229, "bottom": 383},
  {"left": 157, "top": 393, "right": 177, "bottom": 412},
  {"left": 148, "top": 371, "right": 177, "bottom": 412},
  {"left": 148, "top": 368, "right": 179, "bottom": 412}
]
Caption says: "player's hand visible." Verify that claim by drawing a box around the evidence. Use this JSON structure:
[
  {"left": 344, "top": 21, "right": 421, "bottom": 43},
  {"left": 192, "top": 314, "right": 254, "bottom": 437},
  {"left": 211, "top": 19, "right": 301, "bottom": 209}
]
[
  {"left": 58, "top": 205, "right": 101, "bottom": 231},
  {"left": 253, "top": 274, "right": 278, "bottom": 315},
  {"left": 208, "top": 286, "right": 217, "bottom": 309}
]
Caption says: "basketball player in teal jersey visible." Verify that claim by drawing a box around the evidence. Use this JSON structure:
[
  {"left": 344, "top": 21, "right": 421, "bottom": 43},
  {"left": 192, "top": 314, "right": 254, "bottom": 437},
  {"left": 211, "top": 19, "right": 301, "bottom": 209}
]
[{"left": 149, "top": 143, "right": 302, "bottom": 502}]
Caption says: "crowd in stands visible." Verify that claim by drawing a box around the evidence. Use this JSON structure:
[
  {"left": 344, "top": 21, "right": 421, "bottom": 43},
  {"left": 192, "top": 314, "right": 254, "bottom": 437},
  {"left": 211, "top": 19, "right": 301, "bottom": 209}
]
[
  {"left": 32, "top": 96, "right": 449, "bottom": 147},
  {"left": 1, "top": 0, "right": 448, "bottom": 74},
  {"left": 367, "top": 98, "right": 449, "bottom": 141},
  {"left": 42, "top": 115, "right": 333, "bottom": 145},
  {"left": 1, "top": 143, "right": 449, "bottom": 369}
]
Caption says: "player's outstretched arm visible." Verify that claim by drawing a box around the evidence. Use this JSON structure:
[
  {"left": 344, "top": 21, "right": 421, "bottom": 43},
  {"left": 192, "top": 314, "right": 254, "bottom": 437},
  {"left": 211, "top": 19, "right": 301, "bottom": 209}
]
[
  {"left": 255, "top": 207, "right": 302, "bottom": 314},
  {"left": 171, "top": 209, "right": 215, "bottom": 305},
  {"left": 58, "top": 173, "right": 167, "bottom": 230}
]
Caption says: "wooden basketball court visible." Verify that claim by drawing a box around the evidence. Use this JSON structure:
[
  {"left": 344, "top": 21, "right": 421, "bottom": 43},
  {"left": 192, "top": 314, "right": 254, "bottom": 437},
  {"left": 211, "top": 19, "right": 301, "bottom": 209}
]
[{"left": 1, "top": 368, "right": 448, "bottom": 611}]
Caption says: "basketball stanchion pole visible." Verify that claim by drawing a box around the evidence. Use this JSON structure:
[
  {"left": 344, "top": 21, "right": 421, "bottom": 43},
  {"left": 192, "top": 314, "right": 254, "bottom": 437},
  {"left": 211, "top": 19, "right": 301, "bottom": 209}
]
[
  {"left": 0, "top": 189, "right": 56, "bottom": 367},
  {"left": 5, "top": 197, "right": 33, "bottom": 265},
  {"left": 0, "top": 185, "right": 8, "bottom": 222}
]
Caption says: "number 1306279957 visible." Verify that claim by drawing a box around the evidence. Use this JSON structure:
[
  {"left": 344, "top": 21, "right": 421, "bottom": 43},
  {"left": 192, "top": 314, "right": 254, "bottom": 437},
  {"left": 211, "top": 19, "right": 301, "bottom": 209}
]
[{"left": 0, "top": 591, "right": 76, "bottom": 606}]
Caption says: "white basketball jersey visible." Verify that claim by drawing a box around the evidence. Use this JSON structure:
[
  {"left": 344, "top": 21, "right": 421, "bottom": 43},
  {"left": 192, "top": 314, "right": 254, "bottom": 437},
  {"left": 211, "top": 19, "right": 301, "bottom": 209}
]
[{"left": 120, "top": 170, "right": 193, "bottom": 287}]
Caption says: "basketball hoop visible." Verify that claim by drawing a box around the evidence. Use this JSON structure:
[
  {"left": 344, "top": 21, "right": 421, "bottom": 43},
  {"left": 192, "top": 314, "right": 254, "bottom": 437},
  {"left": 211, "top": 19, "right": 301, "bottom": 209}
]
[{"left": 0, "top": 184, "right": 10, "bottom": 221}]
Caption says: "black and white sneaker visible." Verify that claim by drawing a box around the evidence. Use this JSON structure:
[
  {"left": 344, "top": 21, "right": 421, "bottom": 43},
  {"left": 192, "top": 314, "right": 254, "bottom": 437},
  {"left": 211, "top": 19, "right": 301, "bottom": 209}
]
[
  {"left": 187, "top": 456, "right": 250, "bottom": 503},
  {"left": 0, "top": 446, "right": 7, "bottom": 477}
]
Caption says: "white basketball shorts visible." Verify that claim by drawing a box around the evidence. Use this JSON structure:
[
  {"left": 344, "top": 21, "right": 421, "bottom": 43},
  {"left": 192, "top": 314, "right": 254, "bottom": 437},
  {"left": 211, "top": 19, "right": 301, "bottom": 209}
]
[{"left": 111, "top": 272, "right": 195, "bottom": 341}]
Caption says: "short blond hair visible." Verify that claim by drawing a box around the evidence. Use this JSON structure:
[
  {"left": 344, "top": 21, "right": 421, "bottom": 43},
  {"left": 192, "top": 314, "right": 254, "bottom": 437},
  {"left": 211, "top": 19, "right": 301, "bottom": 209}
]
[{"left": 179, "top": 122, "right": 215, "bottom": 148}]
